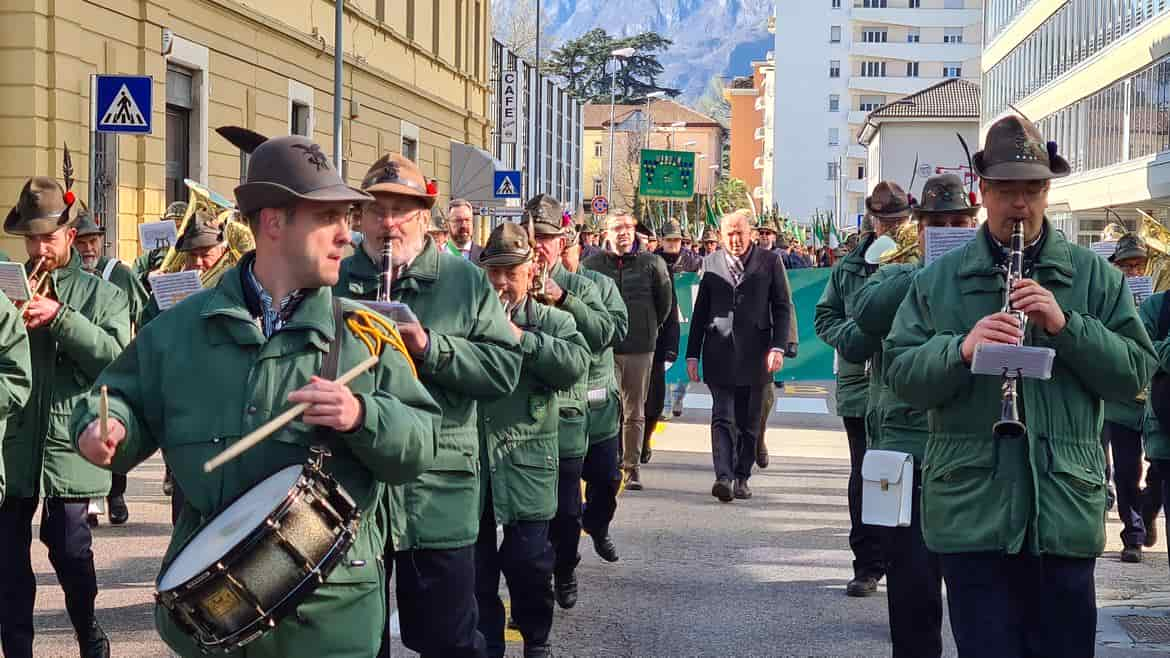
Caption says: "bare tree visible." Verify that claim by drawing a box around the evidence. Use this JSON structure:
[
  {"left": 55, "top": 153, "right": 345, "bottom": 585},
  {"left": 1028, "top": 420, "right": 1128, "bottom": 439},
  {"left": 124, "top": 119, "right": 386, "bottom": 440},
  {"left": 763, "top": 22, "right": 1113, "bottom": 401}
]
[{"left": 494, "top": 0, "right": 555, "bottom": 64}]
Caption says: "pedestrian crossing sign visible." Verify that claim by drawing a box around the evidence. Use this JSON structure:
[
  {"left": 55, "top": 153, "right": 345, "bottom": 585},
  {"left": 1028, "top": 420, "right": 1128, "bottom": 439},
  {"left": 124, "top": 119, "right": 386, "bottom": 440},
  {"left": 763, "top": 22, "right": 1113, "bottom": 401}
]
[
  {"left": 493, "top": 170, "right": 522, "bottom": 199},
  {"left": 93, "top": 75, "right": 153, "bottom": 134}
]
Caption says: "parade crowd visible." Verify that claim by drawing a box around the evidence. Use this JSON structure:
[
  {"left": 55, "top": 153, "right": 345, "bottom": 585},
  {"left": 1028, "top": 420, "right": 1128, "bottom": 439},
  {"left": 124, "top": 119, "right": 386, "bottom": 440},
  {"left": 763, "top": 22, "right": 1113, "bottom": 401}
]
[{"left": 0, "top": 112, "right": 1164, "bottom": 658}]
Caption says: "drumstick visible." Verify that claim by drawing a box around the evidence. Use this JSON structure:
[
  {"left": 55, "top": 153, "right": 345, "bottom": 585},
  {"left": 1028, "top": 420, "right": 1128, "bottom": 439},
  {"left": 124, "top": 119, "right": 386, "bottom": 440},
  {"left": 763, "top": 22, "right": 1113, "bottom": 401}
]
[
  {"left": 203, "top": 354, "right": 380, "bottom": 473},
  {"left": 99, "top": 386, "right": 109, "bottom": 446}
]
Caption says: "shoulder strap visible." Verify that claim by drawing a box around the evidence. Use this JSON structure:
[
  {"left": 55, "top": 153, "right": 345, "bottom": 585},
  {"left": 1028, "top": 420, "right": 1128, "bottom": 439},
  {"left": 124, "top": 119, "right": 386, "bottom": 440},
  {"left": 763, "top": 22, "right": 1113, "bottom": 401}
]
[
  {"left": 101, "top": 258, "right": 120, "bottom": 281},
  {"left": 321, "top": 298, "right": 346, "bottom": 381},
  {"left": 1158, "top": 292, "right": 1170, "bottom": 342}
]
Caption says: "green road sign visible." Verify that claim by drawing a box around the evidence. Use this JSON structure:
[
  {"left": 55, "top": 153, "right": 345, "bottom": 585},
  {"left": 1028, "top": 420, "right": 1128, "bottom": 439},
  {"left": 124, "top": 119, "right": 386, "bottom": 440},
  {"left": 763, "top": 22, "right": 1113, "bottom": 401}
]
[{"left": 639, "top": 149, "right": 696, "bottom": 200}]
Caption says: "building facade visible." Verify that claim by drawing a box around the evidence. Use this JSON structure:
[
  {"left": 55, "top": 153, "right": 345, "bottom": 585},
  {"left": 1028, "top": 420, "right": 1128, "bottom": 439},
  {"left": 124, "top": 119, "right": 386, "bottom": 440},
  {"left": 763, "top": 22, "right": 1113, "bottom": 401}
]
[
  {"left": 582, "top": 99, "right": 723, "bottom": 217},
  {"left": 982, "top": 0, "right": 1170, "bottom": 244},
  {"left": 0, "top": 0, "right": 492, "bottom": 259},
  {"left": 724, "top": 55, "right": 776, "bottom": 207},
  {"left": 773, "top": 0, "right": 983, "bottom": 227}
]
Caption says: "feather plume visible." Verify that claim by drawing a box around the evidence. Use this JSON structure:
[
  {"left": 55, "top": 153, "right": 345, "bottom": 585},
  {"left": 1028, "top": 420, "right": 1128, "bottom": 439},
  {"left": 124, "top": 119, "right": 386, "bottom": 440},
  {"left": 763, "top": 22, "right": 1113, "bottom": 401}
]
[{"left": 215, "top": 126, "right": 268, "bottom": 154}]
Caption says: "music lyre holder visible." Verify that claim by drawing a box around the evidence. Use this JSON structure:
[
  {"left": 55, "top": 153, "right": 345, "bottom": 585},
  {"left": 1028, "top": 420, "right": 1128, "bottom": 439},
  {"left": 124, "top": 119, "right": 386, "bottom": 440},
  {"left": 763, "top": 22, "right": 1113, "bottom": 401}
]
[{"left": 970, "top": 344, "right": 1055, "bottom": 381}]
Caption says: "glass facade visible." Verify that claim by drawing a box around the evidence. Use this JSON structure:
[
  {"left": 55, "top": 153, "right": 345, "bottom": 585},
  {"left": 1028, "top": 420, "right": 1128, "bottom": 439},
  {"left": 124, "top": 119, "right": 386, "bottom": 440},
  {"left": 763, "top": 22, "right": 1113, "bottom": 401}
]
[
  {"left": 984, "top": 0, "right": 1170, "bottom": 119},
  {"left": 1036, "top": 54, "right": 1170, "bottom": 175}
]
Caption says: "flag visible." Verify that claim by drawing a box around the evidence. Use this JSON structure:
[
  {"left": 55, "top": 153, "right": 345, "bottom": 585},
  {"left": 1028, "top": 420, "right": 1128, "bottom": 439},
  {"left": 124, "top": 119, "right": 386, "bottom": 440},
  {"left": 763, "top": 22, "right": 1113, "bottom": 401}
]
[
  {"left": 704, "top": 197, "right": 719, "bottom": 228},
  {"left": 829, "top": 221, "right": 840, "bottom": 249}
]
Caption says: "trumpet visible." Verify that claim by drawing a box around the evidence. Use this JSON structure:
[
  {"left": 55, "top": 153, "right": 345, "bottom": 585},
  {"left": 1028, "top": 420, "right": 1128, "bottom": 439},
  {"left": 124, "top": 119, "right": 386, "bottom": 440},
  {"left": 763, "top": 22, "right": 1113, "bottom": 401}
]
[
  {"left": 993, "top": 219, "right": 1028, "bottom": 440},
  {"left": 21, "top": 257, "right": 54, "bottom": 306}
]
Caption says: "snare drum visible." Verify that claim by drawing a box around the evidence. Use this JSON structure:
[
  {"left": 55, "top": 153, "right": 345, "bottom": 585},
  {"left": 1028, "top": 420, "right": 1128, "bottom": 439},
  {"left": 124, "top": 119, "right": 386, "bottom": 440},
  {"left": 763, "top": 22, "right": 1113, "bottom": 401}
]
[{"left": 156, "top": 458, "right": 360, "bottom": 653}]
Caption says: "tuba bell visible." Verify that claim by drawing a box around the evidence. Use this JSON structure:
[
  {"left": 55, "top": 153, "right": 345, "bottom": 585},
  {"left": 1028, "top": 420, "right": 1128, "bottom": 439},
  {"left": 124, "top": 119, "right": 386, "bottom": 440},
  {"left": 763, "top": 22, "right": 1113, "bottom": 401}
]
[
  {"left": 1137, "top": 209, "right": 1170, "bottom": 293},
  {"left": 878, "top": 221, "right": 920, "bottom": 266},
  {"left": 156, "top": 179, "right": 253, "bottom": 288}
]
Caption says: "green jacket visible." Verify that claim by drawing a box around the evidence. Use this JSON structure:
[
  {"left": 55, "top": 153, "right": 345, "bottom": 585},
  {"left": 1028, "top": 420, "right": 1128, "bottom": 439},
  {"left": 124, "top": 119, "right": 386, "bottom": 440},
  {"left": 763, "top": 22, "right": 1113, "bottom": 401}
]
[
  {"left": 852, "top": 262, "right": 928, "bottom": 462},
  {"left": 580, "top": 267, "right": 629, "bottom": 444},
  {"left": 582, "top": 249, "right": 672, "bottom": 355},
  {"left": 0, "top": 294, "right": 33, "bottom": 503},
  {"left": 91, "top": 255, "right": 149, "bottom": 329},
  {"left": 479, "top": 298, "right": 589, "bottom": 525},
  {"left": 334, "top": 239, "right": 521, "bottom": 550},
  {"left": 815, "top": 235, "right": 880, "bottom": 418},
  {"left": 6, "top": 251, "right": 130, "bottom": 499},
  {"left": 1140, "top": 292, "right": 1170, "bottom": 461},
  {"left": 886, "top": 222, "right": 1155, "bottom": 558},
  {"left": 549, "top": 262, "right": 614, "bottom": 459},
  {"left": 71, "top": 258, "right": 440, "bottom": 658}
]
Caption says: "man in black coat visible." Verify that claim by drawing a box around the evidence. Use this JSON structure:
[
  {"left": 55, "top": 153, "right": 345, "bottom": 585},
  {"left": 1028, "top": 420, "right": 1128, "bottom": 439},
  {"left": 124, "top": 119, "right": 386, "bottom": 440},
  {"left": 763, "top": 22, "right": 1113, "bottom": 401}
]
[{"left": 686, "top": 209, "right": 792, "bottom": 502}]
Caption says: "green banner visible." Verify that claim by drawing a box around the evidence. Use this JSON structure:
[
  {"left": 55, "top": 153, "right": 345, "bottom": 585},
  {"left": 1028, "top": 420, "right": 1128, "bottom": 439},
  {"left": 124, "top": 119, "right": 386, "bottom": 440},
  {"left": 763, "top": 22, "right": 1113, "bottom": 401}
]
[
  {"left": 639, "top": 149, "right": 696, "bottom": 200},
  {"left": 665, "top": 268, "right": 834, "bottom": 384}
]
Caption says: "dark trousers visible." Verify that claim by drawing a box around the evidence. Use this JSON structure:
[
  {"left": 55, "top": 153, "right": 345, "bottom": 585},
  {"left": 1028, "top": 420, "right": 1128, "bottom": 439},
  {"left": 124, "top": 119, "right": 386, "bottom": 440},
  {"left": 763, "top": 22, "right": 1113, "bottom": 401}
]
[
  {"left": 643, "top": 353, "right": 668, "bottom": 449},
  {"left": 709, "top": 384, "right": 764, "bottom": 482},
  {"left": 1144, "top": 460, "right": 1165, "bottom": 529},
  {"left": 109, "top": 473, "right": 126, "bottom": 498},
  {"left": 1103, "top": 421, "right": 1147, "bottom": 547},
  {"left": 475, "top": 492, "right": 554, "bottom": 657},
  {"left": 882, "top": 469, "right": 942, "bottom": 658},
  {"left": 843, "top": 416, "right": 884, "bottom": 578},
  {"left": 393, "top": 546, "right": 486, "bottom": 657},
  {"left": 0, "top": 497, "right": 99, "bottom": 658},
  {"left": 1152, "top": 460, "right": 1170, "bottom": 568},
  {"left": 940, "top": 552, "right": 1096, "bottom": 658},
  {"left": 582, "top": 437, "right": 621, "bottom": 537},
  {"left": 550, "top": 456, "right": 585, "bottom": 577}
]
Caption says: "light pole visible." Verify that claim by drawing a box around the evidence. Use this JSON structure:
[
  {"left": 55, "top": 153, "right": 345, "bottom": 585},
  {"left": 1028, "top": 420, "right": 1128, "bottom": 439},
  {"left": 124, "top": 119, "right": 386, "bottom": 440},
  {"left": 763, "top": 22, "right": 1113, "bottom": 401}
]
[
  {"left": 607, "top": 47, "right": 636, "bottom": 207},
  {"left": 644, "top": 90, "right": 666, "bottom": 149},
  {"left": 332, "top": 0, "right": 343, "bottom": 172}
]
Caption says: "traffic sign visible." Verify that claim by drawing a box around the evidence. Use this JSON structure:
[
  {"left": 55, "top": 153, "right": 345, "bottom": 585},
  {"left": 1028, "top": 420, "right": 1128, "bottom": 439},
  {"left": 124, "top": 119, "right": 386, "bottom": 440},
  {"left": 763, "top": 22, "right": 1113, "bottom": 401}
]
[
  {"left": 591, "top": 196, "right": 609, "bottom": 215},
  {"left": 93, "top": 75, "right": 153, "bottom": 134},
  {"left": 638, "top": 149, "right": 695, "bottom": 200},
  {"left": 493, "top": 170, "right": 522, "bottom": 199}
]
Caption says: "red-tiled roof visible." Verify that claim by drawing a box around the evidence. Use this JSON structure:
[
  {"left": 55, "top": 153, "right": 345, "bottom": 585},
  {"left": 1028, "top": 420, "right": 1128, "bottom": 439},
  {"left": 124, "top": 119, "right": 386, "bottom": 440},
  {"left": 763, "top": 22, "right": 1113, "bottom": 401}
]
[{"left": 583, "top": 98, "right": 722, "bottom": 129}]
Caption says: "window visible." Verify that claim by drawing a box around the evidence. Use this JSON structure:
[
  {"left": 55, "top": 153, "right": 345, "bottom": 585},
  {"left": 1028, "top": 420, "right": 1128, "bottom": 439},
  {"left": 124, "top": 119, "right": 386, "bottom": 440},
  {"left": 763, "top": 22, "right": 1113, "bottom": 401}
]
[
  {"left": 829, "top": 60, "right": 840, "bottom": 77},
  {"left": 943, "top": 62, "right": 962, "bottom": 77},
  {"left": 861, "top": 28, "right": 887, "bottom": 43},
  {"left": 828, "top": 94, "right": 840, "bottom": 111},
  {"left": 828, "top": 128, "right": 839, "bottom": 145},
  {"left": 831, "top": 0, "right": 841, "bottom": 7},
  {"left": 862, "top": 0, "right": 887, "bottom": 6},
  {"left": 944, "top": 28, "right": 964, "bottom": 44},
  {"left": 290, "top": 102, "right": 311, "bottom": 136},
  {"left": 376, "top": 0, "right": 385, "bottom": 21},
  {"left": 906, "top": 62, "right": 919, "bottom": 77},
  {"left": 860, "top": 61, "right": 886, "bottom": 77},
  {"left": 857, "top": 164, "right": 866, "bottom": 179},
  {"left": 906, "top": 28, "right": 920, "bottom": 43},
  {"left": 827, "top": 162, "right": 840, "bottom": 180},
  {"left": 594, "top": 141, "right": 603, "bottom": 157},
  {"left": 909, "top": 0, "right": 920, "bottom": 6},
  {"left": 433, "top": 0, "right": 441, "bottom": 55},
  {"left": 402, "top": 137, "right": 418, "bottom": 162},
  {"left": 406, "top": 0, "right": 415, "bottom": 40},
  {"left": 830, "top": 26, "right": 841, "bottom": 43},
  {"left": 859, "top": 95, "right": 886, "bottom": 112},
  {"left": 593, "top": 178, "right": 603, "bottom": 197},
  {"left": 165, "top": 66, "right": 193, "bottom": 204}
]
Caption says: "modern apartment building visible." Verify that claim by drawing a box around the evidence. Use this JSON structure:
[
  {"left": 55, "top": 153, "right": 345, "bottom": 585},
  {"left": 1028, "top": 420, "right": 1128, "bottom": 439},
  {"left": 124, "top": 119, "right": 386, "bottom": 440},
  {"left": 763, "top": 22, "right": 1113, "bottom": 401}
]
[
  {"left": 982, "top": 1, "right": 1170, "bottom": 244},
  {"left": 724, "top": 55, "right": 776, "bottom": 207},
  {"left": 773, "top": 0, "right": 983, "bottom": 227}
]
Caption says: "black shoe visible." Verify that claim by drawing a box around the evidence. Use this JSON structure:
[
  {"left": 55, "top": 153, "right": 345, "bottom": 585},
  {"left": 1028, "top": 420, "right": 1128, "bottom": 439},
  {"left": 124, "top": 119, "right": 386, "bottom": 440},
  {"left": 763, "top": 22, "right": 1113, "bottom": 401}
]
[
  {"left": 756, "top": 441, "right": 769, "bottom": 469},
  {"left": 672, "top": 409, "right": 682, "bottom": 417},
  {"left": 734, "top": 479, "right": 752, "bottom": 500},
  {"left": 711, "top": 479, "right": 733, "bottom": 503},
  {"left": 1107, "top": 481, "right": 1117, "bottom": 511},
  {"left": 524, "top": 643, "right": 551, "bottom": 658},
  {"left": 846, "top": 575, "right": 880, "bottom": 597},
  {"left": 1121, "top": 545, "right": 1143, "bottom": 563},
  {"left": 86, "top": 512, "right": 99, "bottom": 528},
  {"left": 625, "top": 470, "right": 643, "bottom": 491},
  {"left": 1142, "top": 502, "right": 1159, "bottom": 548},
  {"left": 78, "top": 619, "right": 110, "bottom": 658},
  {"left": 589, "top": 532, "right": 620, "bottom": 563},
  {"left": 554, "top": 571, "right": 578, "bottom": 609},
  {"left": 640, "top": 440, "right": 652, "bottom": 464},
  {"left": 108, "top": 495, "right": 129, "bottom": 525}
]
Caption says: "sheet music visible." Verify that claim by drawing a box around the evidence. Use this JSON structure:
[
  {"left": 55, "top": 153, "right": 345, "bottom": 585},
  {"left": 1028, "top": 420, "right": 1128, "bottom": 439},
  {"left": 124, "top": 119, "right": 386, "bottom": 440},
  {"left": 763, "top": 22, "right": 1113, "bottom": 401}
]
[
  {"left": 0, "top": 262, "right": 32, "bottom": 302},
  {"left": 150, "top": 270, "right": 202, "bottom": 310},
  {"left": 970, "top": 344, "right": 1055, "bottom": 380},
  {"left": 139, "top": 221, "right": 178, "bottom": 252},
  {"left": 362, "top": 300, "right": 420, "bottom": 325},
  {"left": 924, "top": 227, "right": 979, "bottom": 265},
  {"left": 1090, "top": 241, "right": 1118, "bottom": 260},
  {"left": 1127, "top": 275, "right": 1154, "bottom": 304}
]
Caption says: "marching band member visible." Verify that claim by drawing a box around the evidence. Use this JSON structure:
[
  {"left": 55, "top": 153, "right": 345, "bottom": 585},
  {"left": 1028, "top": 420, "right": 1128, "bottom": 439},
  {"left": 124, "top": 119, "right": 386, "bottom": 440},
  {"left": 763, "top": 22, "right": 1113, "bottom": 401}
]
[
  {"left": 0, "top": 176, "right": 131, "bottom": 658},
  {"left": 1139, "top": 288, "right": 1170, "bottom": 569},
  {"left": 72, "top": 129, "right": 440, "bottom": 658},
  {"left": 336, "top": 153, "right": 522, "bottom": 658},
  {"left": 885, "top": 115, "right": 1154, "bottom": 658},
  {"left": 527, "top": 194, "right": 616, "bottom": 610},
  {"left": 131, "top": 201, "right": 186, "bottom": 282},
  {"left": 814, "top": 180, "right": 910, "bottom": 597},
  {"left": 0, "top": 290, "right": 31, "bottom": 504},
  {"left": 1105, "top": 234, "right": 1154, "bottom": 562},
  {"left": 74, "top": 209, "right": 147, "bottom": 526},
  {"left": 138, "top": 210, "right": 228, "bottom": 327},
  {"left": 851, "top": 174, "right": 978, "bottom": 658},
  {"left": 476, "top": 222, "right": 589, "bottom": 658},
  {"left": 561, "top": 223, "right": 628, "bottom": 565}
]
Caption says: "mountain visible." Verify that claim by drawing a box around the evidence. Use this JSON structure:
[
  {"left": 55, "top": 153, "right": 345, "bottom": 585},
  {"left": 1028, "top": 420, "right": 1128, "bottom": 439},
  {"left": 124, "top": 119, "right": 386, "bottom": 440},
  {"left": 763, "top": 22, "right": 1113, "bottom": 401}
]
[{"left": 495, "top": 0, "right": 774, "bottom": 102}]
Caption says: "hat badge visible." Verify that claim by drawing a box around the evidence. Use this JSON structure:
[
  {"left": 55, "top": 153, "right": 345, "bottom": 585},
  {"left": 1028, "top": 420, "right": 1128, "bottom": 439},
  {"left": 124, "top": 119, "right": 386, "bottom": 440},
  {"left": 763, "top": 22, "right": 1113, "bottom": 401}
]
[
  {"left": 292, "top": 143, "right": 330, "bottom": 171},
  {"left": 375, "top": 161, "right": 401, "bottom": 186}
]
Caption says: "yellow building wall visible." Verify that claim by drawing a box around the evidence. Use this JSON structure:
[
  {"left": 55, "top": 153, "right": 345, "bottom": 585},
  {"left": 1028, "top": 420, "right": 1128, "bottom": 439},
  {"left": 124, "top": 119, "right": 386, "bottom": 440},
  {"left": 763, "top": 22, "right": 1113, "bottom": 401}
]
[{"left": 0, "top": 0, "right": 491, "bottom": 261}]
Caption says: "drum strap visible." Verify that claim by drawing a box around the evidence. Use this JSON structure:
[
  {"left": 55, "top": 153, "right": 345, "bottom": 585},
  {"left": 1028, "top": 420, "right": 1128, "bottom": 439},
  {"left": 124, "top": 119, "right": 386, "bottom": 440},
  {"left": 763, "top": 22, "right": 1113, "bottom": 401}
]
[{"left": 321, "top": 298, "right": 346, "bottom": 381}]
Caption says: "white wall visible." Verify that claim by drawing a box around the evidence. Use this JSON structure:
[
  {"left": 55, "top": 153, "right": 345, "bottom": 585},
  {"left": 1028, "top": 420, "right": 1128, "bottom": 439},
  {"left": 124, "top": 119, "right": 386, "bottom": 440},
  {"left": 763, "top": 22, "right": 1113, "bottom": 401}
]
[{"left": 866, "top": 120, "right": 981, "bottom": 203}]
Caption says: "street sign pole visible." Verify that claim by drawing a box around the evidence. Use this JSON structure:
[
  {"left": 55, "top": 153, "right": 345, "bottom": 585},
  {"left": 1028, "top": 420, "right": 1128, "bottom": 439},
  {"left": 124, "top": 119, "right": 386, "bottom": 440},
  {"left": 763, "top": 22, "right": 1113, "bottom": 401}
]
[{"left": 333, "top": 0, "right": 344, "bottom": 173}]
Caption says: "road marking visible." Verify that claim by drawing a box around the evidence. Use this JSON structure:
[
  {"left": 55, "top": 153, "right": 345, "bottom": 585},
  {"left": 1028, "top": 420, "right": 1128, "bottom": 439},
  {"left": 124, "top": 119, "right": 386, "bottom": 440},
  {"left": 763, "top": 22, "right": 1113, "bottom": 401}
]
[
  {"left": 683, "top": 393, "right": 829, "bottom": 415},
  {"left": 784, "top": 384, "right": 829, "bottom": 395}
]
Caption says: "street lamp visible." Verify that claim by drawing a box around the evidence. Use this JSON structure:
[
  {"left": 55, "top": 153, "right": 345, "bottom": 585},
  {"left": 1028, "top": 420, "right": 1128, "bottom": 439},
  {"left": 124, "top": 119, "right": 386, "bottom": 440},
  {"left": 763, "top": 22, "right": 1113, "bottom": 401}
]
[
  {"left": 644, "top": 90, "right": 666, "bottom": 148},
  {"left": 607, "top": 47, "right": 636, "bottom": 206}
]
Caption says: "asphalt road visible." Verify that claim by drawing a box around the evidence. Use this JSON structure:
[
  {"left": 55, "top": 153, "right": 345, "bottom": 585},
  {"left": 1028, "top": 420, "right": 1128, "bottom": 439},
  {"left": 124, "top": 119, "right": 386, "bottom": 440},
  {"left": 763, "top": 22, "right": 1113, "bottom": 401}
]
[{"left": 24, "top": 385, "right": 1170, "bottom": 657}]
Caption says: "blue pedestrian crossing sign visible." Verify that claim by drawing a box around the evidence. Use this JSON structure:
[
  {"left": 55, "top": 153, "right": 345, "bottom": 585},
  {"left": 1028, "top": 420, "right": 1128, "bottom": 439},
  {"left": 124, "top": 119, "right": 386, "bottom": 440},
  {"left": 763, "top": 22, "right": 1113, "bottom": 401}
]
[
  {"left": 93, "top": 75, "right": 153, "bottom": 134},
  {"left": 493, "top": 171, "right": 522, "bottom": 199}
]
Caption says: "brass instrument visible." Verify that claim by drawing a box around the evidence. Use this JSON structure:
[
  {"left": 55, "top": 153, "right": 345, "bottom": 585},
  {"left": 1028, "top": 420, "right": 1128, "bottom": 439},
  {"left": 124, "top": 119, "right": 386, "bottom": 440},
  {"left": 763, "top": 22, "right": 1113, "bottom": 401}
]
[
  {"left": 157, "top": 179, "right": 254, "bottom": 288},
  {"left": 1100, "top": 221, "right": 1128, "bottom": 243},
  {"left": 1137, "top": 209, "right": 1170, "bottom": 293},
  {"left": 20, "top": 257, "right": 52, "bottom": 307},
  {"left": 527, "top": 214, "right": 547, "bottom": 301},
  {"left": 993, "top": 219, "right": 1028, "bottom": 440},
  {"left": 878, "top": 221, "right": 920, "bottom": 266}
]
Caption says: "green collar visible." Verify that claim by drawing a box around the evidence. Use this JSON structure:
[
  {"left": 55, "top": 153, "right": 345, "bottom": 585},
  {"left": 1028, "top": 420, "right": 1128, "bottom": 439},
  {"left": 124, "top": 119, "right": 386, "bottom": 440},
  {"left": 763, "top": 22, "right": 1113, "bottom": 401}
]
[
  {"left": 957, "top": 219, "right": 1074, "bottom": 282},
  {"left": 200, "top": 254, "right": 336, "bottom": 346}
]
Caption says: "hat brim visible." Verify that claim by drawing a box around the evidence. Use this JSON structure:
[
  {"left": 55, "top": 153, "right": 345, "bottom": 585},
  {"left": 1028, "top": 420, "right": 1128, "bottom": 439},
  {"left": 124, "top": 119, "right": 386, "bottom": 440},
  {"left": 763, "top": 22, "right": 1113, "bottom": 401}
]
[
  {"left": 972, "top": 152, "right": 1071, "bottom": 181},
  {"left": 177, "top": 233, "right": 224, "bottom": 252},
  {"left": 869, "top": 209, "right": 912, "bottom": 220},
  {"left": 1110, "top": 248, "right": 1148, "bottom": 263},
  {"left": 76, "top": 227, "right": 105, "bottom": 237},
  {"left": 532, "top": 225, "right": 564, "bottom": 237},
  {"left": 915, "top": 205, "right": 981, "bottom": 216},
  {"left": 479, "top": 252, "right": 533, "bottom": 268},
  {"left": 235, "top": 181, "right": 373, "bottom": 216},
  {"left": 4, "top": 204, "right": 80, "bottom": 236},
  {"left": 363, "top": 182, "right": 437, "bottom": 208}
]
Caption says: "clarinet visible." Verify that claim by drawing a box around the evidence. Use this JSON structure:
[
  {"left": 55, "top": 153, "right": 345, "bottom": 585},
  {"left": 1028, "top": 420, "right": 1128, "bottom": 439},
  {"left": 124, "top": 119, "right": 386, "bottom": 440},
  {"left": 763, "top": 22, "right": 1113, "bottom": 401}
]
[
  {"left": 993, "top": 219, "right": 1028, "bottom": 440},
  {"left": 379, "top": 237, "right": 393, "bottom": 303}
]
